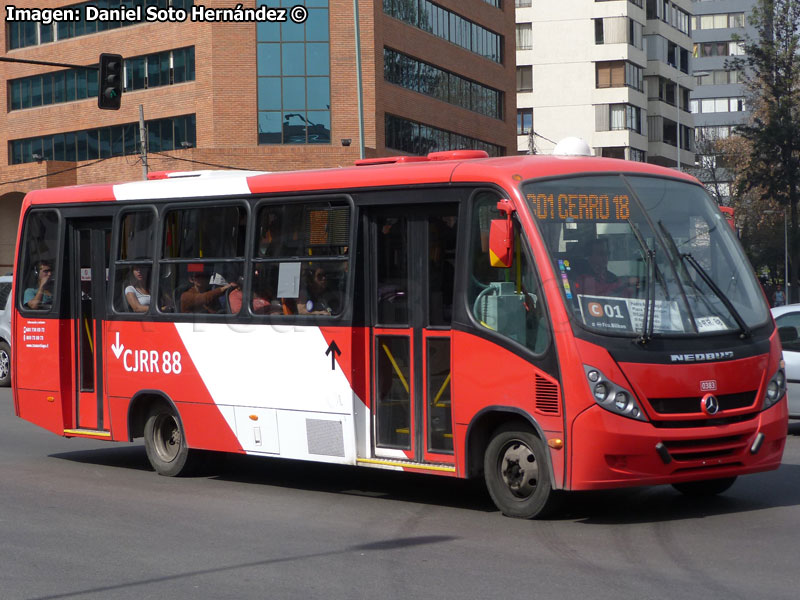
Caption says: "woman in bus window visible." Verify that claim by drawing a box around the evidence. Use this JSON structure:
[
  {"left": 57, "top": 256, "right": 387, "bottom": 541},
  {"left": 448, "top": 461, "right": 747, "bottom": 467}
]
[{"left": 125, "top": 265, "right": 151, "bottom": 313}]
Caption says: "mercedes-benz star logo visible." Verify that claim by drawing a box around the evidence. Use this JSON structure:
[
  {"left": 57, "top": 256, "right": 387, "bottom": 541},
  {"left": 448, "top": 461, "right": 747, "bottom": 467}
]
[{"left": 701, "top": 394, "right": 720, "bottom": 415}]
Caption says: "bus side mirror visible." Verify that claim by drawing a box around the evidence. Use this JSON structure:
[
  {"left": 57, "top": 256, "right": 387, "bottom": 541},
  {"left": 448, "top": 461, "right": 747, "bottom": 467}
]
[{"left": 489, "top": 199, "right": 515, "bottom": 268}]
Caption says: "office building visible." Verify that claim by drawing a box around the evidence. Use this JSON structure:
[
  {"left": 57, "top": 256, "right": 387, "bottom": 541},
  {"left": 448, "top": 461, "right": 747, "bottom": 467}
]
[{"left": 0, "top": 0, "right": 517, "bottom": 271}]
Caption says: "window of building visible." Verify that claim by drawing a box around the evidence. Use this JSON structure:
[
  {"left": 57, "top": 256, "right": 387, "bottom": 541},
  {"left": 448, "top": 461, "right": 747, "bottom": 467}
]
[
  {"left": 601, "top": 147, "right": 625, "bottom": 160},
  {"left": 517, "top": 108, "right": 533, "bottom": 135},
  {"left": 384, "top": 48, "right": 503, "bottom": 119},
  {"left": 606, "top": 104, "right": 642, "bottom": 133},
  {"left": 257, "top": 2, "right": 331, "bottom": 145},
  {"left": 516, "top": 23, "right": 532, "bottom": 50},
  {"left": 691, "top": 97, "right": 746, "bottom": 114},
  {"left": 629, "top": 148, "right": 646, "bottom": 162},
  {"left": 383, "top": 0, "right": 502, "bottom": 63},
  {"left": 8, "top": 47, "right": 195, "bottom": 112},
  {"left": 10, "top": 115, "right": 196, "bottom": 164},
  {"left": 693, "top": 12, "right": 745, "bottom": 30},
  {"left": 594, "top": 17, "right": 642, "bottom": 49},
  {"left": 596, "top": 61, "right": 643, "bottom": 91},
  {"left": 8, "top": 1, "right": 195, "bottom": 49},
  {"left": 385, "top": 114, "right": 504, "bottom": 157},
  {"left": 516, "top": 66, "right": 533, "bottom": 92},
  {"left": 697, "top": 41, "right": 745, "bottom": 57},
  {"left": 516, "top": 0, "right": 532, "bottom": 7}
]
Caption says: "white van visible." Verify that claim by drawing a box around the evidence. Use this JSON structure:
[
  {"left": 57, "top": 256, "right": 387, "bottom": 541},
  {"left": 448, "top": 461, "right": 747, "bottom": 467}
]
[{"left": 0, "top": 274, "right": 12, "bottom": 386}]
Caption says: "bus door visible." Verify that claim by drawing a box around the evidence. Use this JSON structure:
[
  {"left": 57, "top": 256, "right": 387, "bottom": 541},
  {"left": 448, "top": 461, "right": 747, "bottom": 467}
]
[
  {"left": 368, "top": 205, "right": 459, "bottom": 464},
  {"left": 68, "top": 218, "right": 112, "bottom": 432}
]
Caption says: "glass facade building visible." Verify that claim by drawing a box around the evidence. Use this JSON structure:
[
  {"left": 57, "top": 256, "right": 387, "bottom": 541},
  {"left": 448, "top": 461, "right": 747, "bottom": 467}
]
[{"left": 256, "top": 0, "right": 331, "bottom": 145}]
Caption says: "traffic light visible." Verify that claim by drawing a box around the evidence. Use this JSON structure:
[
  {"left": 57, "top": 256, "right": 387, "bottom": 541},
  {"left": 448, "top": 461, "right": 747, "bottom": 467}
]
[{"left": 98, "top": 53, "right": 123, "bottom": 110}]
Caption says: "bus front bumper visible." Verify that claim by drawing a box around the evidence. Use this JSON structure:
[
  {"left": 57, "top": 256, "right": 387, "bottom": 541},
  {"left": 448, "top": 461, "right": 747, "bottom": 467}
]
[{"left": 568, "top": 401, "right": 788, "bottom": 490}]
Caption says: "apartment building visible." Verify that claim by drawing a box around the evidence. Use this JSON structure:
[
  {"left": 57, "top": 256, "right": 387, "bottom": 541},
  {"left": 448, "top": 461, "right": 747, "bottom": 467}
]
[
  {"left": 690, "top": 0, "right": 756, "bottom": 203},
  {"left": 0, "top": 0, "right": 517, "bottom": 271},
  {"left": 515, "top": 0, "right": 695, "bottom": 167}
]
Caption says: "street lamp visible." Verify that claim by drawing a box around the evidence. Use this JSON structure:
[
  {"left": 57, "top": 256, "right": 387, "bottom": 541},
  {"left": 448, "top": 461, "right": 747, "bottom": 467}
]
[{"left": 676, "top": 71, "right": 709, "bottom": 171}]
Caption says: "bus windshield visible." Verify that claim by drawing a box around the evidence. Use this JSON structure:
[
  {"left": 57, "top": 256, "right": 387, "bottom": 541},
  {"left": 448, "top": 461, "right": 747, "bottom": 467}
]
[{"left": 524, "top": 174, "right": 769, "bottom": 337}]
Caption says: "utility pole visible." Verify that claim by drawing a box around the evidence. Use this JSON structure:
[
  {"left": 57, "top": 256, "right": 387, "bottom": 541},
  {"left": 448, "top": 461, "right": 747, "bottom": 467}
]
[{"left": 138, "top": 105, "right": 148, "bottom": 180}]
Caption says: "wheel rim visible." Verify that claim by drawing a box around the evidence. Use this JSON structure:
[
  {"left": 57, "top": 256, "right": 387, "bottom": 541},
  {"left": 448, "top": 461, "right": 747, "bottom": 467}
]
[
  {"left": 498, "top": 439, "right": 539, "bottom": 499},
  {"left": 152, "top": 413, "right": 181, "bottom": 463},
  {"left": 0, "top": 350, "right": 9, "bottom": 380}
]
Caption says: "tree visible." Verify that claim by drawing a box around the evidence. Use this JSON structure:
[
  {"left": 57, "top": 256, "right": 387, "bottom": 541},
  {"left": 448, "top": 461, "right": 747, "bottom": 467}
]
[{"left": 729, "top": 0, "right": 800, "bottom": 300}]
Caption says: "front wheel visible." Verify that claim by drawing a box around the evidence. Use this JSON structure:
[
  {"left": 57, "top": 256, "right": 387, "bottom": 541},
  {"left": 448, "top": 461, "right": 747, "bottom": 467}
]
[
  {"left": 672, "top": 476, "right": 737, "bottom": 497},
  {"left": 484, "top": 424, "right": 560, "bottom": 519},
  {"left": 144, "top": 404, "right": 192, "bottom": 476},
  {"left": 0, "top": 341, "right": 10, "bottom": 387}
]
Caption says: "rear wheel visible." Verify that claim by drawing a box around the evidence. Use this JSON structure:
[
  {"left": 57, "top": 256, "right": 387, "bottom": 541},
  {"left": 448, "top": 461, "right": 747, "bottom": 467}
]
[
  {"left": 144, "top": 404, "right": 192, "bottom": 476},
  {"left": 0, "top": 341, "right": 10, "bottom": 387},
  {"left": 484, "top": 424, "right": 560, "bottom": 519},
  {"left": 672, "top": 476, "right": 737, "bottom": 496}
]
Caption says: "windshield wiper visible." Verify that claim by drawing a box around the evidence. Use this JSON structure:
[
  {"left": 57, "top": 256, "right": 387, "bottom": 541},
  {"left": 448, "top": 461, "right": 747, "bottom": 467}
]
[
  {"left": 656, "top": 222, "right": 749, "bottom": 338},
  {"left": 680, "top": 253, "right": 751, "bottom": 339},
  {"left": 656, "top": 221, "right": 699, "bottom": 334},
  {"left": 627, "top": 219, "right": 655, "bottom": 343}
]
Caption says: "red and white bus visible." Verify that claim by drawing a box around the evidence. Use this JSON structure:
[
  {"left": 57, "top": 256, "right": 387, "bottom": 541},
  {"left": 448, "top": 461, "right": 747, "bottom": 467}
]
[{"left": 11, "top": 150, "right": 788, "bottom": 518}]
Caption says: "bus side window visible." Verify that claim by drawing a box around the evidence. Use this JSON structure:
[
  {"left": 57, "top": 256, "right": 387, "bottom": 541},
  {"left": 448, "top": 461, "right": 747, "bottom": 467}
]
[
  {"left": 252, "top": 201, "right": 350, "bottom": 317},
  {"left": 114, "top": 210, "right": 156, "bottom": 314},
  {"left": 468, "top": 193, "right": 550, "bottom": 354},
  {"left": 160, "top": 205, "right": 246, "bottom": 315},
  {"left": 19, "top": 211, "right": 59, "bottom": 313}
]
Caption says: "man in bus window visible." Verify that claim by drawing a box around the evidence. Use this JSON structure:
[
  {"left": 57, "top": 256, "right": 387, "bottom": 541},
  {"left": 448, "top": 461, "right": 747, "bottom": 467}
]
[
  {"left": 180, "top": 266, "right": 238, "bottom": 313},
  {"left": 574, "top": 239, "right": 632, "bottom": 297},
  {"left": 24, "top": 260, "right": 54, "bottom": 310}
]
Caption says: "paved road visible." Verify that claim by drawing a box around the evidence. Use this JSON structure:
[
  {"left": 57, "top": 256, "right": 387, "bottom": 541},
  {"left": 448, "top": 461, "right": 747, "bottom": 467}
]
[{"left": 1, "top": 386, "right": 799, "bottom": 600}]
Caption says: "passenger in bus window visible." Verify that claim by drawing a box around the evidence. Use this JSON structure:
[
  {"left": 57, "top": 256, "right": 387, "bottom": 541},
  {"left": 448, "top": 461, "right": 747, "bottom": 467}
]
[
  {"left": 23, "top": 260, "right": 54, "bottom": 310},
  {"left": 574, "top": 239, "right": 634, "bottom": 297},
  {"left": 298, "top": 266, "right": 340, "bottom": 315},
  {"left": 124, "top": 265, "right": 151, "bottom": 313},
  {"left": 180, "top": 266, "right": 238, "bottom": 314}
]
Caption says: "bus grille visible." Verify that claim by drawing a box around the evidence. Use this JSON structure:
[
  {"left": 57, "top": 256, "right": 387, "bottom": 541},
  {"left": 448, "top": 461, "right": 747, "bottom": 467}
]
[
  {"left": 306, "top": 419, "right": 345, "bottom": 457},
  {"left": 648, "top": 390, "right": 757, "bottom": 415},
  {"left": 661, "top": 434, "right": 749, "bottom": 462},
  {"left": 534, "top": 374, "right": 560, "bottom": 415}
]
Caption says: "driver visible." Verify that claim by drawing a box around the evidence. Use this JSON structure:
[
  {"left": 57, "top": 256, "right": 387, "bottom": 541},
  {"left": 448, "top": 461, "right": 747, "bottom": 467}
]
[{"left": 575, "top": 239, "right": 632, "bottom": 297}]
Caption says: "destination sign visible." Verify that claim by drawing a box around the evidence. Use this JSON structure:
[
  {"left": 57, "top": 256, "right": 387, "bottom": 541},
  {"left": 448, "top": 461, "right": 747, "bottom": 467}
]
[{"left": 527, "top": 193, "right": 630, "bottom": 221}]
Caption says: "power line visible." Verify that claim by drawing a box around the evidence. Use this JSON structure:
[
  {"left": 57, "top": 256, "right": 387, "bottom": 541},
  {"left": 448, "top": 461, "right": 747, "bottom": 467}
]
[
  {"left": 0, "top": 156, "right": 113, "bottom": 188},
  {"left": 149, "top": 151, "right": 263, "bottom": 171}
]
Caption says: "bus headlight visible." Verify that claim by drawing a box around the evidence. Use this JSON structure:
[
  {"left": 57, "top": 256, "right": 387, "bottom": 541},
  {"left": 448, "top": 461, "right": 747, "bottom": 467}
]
[
  {"left": 584, "top": 365, "right": 648, "bottom": 421},
  {"left": 763, "top": 367, "right": 786, "bottom": 410},
  {"left": 593, "top": 383, "right": 609, "bottom": 402}
]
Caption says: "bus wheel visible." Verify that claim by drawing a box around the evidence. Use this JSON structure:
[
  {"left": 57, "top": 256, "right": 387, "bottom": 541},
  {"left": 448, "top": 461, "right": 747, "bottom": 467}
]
[
  {"left": 672, "top": 476, "right": 737, "bottom": 496},
  {"left": 144, "top": 405, "right": 190, "bottom": 477},
  {"left": 0, "top": 341, "right": 10, "bottom": 387},
  {"left": 484, "top": 424, "right": 559, "bottom": 519}
]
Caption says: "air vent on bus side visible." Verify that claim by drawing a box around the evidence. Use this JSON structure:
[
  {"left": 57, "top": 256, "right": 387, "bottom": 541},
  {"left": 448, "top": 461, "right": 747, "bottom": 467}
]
[{"left": 534, "top": 374, "right": 560, "bottom": 415}]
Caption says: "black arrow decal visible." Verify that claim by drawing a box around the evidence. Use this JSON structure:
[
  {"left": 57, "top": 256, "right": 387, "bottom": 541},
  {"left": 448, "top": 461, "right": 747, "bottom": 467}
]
[{"left": 325, "top": 340, "right": 341, "bottom": 370}]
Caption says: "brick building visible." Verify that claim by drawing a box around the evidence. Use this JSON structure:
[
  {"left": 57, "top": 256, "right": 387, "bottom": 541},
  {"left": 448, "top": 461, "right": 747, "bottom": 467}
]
[{"left": 0, "top": 0, "right": 517, "bottom": 271}]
